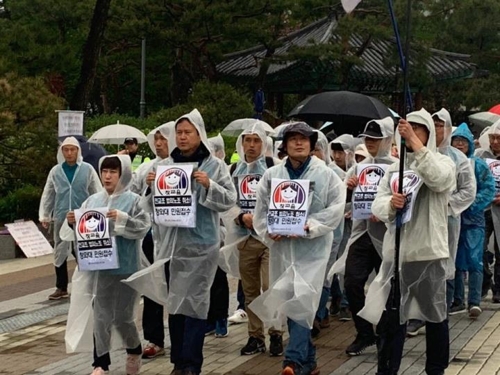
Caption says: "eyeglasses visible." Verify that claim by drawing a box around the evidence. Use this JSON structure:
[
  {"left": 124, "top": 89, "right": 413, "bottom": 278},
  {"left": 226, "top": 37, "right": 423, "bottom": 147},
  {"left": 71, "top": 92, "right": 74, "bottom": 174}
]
[
  {"left": 452, "top": 138, "right": 467, "bottom": 145},
  {"left": 410, "top": 123, "right": 425, "bottom": 131}
]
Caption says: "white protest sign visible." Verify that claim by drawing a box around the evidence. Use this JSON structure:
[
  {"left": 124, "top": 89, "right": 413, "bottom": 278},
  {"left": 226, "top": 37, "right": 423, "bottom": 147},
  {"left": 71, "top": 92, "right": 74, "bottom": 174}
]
[
  {"left": 267, "top": 179, "right": 310, "bottom": 236},
  {"left": 486, "top": 158, "right": 500, "bottom": 193},
  {"left": 154, "top": 164, "right": 196, "bottom": 227},
  {"left": 57, "top": 110, "right": 84, "bottom": 137},
  {"left": 352, "top": 163, "right": 388, "bottom": 220},
  {"left": 237, "top": 174, "right": 262, "bottom": 214},
  {"left": 74, "top": 208, "right": 118, "bottom": 271},
  {"left": 5, "top": 221, "right": 53, "bottom": 257},
  {"left": 390, "top": 170, "right": 423, "bottom": 225}
]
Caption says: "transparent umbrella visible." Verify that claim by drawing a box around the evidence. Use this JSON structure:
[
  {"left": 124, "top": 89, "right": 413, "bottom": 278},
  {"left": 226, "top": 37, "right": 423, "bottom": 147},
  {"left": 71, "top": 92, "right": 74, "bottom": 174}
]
[
  {"left": 87, "top": 121, "right": 147, "bottom": 145},
  {"left": 221, "top": 119, "right": 275, "bottom": 137}
]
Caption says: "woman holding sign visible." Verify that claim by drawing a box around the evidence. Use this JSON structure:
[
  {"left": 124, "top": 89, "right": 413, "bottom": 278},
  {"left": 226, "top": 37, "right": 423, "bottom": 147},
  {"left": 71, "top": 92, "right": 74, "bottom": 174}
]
[
  {"left": 61, "top": 155, "right": 151, "bottom": 375},
  {"left": 251, "top": 122, "right": 345, "bottom": 375}
]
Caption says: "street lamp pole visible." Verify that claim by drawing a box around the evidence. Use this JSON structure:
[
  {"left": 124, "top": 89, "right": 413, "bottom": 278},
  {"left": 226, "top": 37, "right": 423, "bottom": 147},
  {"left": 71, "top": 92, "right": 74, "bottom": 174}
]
[{"left": 140, "top": 38, "right": 146, "bottom": 119}]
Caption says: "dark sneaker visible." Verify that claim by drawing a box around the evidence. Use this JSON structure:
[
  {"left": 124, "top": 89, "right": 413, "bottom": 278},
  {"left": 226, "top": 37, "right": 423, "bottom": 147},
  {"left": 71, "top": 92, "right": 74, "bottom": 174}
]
[
  {"left": 329, "top": 298, "right": 341, "bottom": 316},
  {"left": 406, "top": 319, "right": 425, "bottom": 337},
  {"left": 449, "top": 302, "right": 466, "bottom": 315},
  {"left": 493, "top": 292, "right": 500, "bottom": 303},
  {"left": 468, "top": 305, "right": 482, "bottom": 319},
  {"left": 339, "top": 307, "right": 352, "bottom": 321},
  {"left": 282, "top": 362, "right": 299, "bottom": 375},
  {"left": 269, "top": 334, "right": 283, "bottom": 356},
  {"left": 215, "top": 318, "right": 228, "bottom": 338},
  {"left": 48, "top": 288, "right": 69, "bottom": 300},
  {"left": 345, "top": 335, "right": 376, "bottom": 356},
  {"left": 240, "top": 337, "right": 266, "bottom": 355},
  {"left": 320, "top": 315, "right": 330, "bottom": 328}
]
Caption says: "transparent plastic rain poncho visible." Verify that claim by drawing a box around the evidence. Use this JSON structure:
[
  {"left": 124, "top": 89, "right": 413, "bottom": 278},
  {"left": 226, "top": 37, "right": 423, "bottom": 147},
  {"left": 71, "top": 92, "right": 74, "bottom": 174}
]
[
  {"left": 130, "top": 109, "right": 237, "bottom": 319},
  {"left": 433, "top": 109, "right": 476, "bottom": 278},
  {"left": 329, "top": 117, "right": 397, "bottom": 279},
  {"left": 329, "top": 134, "right": 360, "bottom": 173},
  {"left": 61, "top": 155, "right": 151, "bottom": 356},
  {"left": 130, "top": 122, "right": 176, "bottom": 195},
  {"left": 475, "top": 119, "right": 500, "bottom": 250},
  {"left": 219, "top": 122, "right": 270, "bottom": 278},
  {"left": 314, "top": 131, "right": 346, "bottom": 286},
  {"left": 249, "top": 155, "right": 345, "bottom": 329},
  {"left": 266, "top": 136, "right": 274, "bottom": 157},
  {"left": 453, "top": 123, "right": 496, "bottom": 272},
  {"left": 208, "top": 133, "right": 226, "bottom": 160},
  {"left": 358, "top": 108, "right": 457, "bottom": 326},
  {"left": 39, "top": 137, "right": 102, "bottom": 267}
]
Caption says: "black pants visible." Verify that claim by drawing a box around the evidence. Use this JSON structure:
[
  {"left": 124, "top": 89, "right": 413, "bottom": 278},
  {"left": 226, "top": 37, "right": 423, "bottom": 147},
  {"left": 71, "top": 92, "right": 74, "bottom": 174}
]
[
  {"left": 92, "top": 338, "right": 142, "bottom": 371},
  {"left": 142, "top": 230, "right": 165, "bottom": 348},
  {"left": 345, "top": 233, "right": 382, "bottom": 339},
  {"left": 237, "top": 280, "right": 245, "bottom": 311},
  {"left": 376, "top": 314, "right": 449, "bottom": 375},
  {"left": 207, "top": 267, "right": 229, "bottom": 325},
  {"left": 55, "top": 247, "right": 77, "bottom": 291},
  {"left": 483, "top": 211, "right": 500, "bottom": 294}
]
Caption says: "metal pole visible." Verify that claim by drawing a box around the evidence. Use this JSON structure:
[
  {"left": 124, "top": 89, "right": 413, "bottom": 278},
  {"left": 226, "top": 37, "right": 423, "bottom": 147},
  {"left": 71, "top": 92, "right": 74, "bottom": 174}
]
[{"left": 140, "top": 38, "right": 146, "bottom": 119}]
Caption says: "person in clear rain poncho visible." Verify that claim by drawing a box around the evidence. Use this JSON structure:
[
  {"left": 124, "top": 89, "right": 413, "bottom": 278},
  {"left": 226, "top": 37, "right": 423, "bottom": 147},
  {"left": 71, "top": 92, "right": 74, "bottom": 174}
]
[
  {"left": 250, "top": 122, "right": 345, "bottom": 375},
  {"left": 219, "top": 121, "right": 283, "bottom": 356},
  {"left": 208, "top": 133, "right": 226, "bottom": 161},
  {"left": 129, "top": 122, "right": 175, "bottom": 359},
  {"left": 329, "top": 134, "right": 360, "bottom": 180},
  {"left": 405, "top": 109, "right": 476, "bottom": 336},
  {"left": 358, "top": 109, "right": 456, "bottom": 375},
  {"left": 136, "top": 109, "right": 236, "bottom": 375},
  {"left": 475, "top": 119, "right": 500, "bottom": 302},
  {"left": 39, "top": 136, "right": 102, "bottom": 300},
  {"left": 451, "top": 123, "right": 495, "bottom": 318},
  {"left": 61, "top": 155, "right": 151, "bottom": 375},
  {"left": 309, "top": 131, "right": 347, "bottom": 334},
  {"left": 329, "top": 117, "right": 397, "bottom": 357}
]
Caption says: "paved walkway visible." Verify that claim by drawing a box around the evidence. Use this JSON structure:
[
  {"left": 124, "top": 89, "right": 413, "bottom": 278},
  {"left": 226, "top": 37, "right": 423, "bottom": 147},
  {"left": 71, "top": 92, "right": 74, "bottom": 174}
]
[{"left": 0, "top": 255, "right": 499, "bottom": 374}]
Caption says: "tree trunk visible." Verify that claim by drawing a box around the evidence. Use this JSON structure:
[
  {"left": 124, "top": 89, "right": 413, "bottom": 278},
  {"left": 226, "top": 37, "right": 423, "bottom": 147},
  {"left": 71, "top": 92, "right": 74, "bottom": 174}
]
[{"left": 70, "top": 0, "right": 112, "bottom": 111}]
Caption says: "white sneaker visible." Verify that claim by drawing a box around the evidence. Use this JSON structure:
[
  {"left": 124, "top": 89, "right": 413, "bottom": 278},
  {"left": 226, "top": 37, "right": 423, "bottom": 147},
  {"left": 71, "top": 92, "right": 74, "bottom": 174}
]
[
  {"left": 228, "top": 309, "right": 248, "bottom": 324},
  {"left": 126, "top": 354, "right": 142, "bottom": 375}
]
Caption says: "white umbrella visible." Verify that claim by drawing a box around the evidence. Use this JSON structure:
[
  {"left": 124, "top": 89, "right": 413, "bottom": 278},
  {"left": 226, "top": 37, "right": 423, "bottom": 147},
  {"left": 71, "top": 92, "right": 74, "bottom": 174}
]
[
  {"left": 87, "top": 121, "right": 147, "bottom": 145},
  {"left": 468, "top": 112, "right": 500, "bottom": 130},
  {"left": 221, "top": 119, "right": 275, "bottom": 137}
]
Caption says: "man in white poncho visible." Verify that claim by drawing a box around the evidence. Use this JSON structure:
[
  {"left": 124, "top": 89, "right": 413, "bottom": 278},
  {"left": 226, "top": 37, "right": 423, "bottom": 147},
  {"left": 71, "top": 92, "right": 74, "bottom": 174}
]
[
  {"left": 359, "top": 109, "right": 456, "bottom": 375},
  {"left": 251, "top": 122, "right": 345, "bottom": 375},
  {"left": 139, "top": 109, "right": 236, "bottom": 375},
  {"left": 39, "top": 136, "right": 102, "bottom": 300}
]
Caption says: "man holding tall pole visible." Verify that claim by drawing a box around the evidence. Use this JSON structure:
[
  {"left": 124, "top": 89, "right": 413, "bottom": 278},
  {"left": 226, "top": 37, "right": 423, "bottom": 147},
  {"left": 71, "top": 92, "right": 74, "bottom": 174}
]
[{"left": 359, "top": 109, "right": 456, "bottom": 375}]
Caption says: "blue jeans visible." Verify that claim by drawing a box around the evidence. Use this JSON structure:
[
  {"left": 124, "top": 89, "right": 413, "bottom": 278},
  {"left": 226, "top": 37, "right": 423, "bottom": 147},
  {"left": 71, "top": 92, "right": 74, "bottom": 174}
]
[
  {"left": 315, "top": 287, "right": 330, "bottom": 321},
  {"left": 168, "top": 314, "right": 206, "bottom": 374},
  {"left": 285, "top": 319, "right": 316, "bottom": 373},
  {"left": 454, "top": 270, "right": 483, "bottom": 306}
]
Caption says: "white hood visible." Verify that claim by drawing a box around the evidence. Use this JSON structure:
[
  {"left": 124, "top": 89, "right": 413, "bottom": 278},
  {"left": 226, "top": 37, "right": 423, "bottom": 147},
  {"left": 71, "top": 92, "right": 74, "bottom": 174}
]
[
  {"left": 208, "top": 133, "right": 226, "bottom": 160},
  {"left": 147, "top": 121, "right": 176, "bottom": 157},
  {"left": 330, "top": 134, "right": 361, "bottom": 169},
  {"left": 361, "top": 116, "right": 394, "bottom": 161},
  {"left": 98, "top": 154, "right": 132, "bottom": 196},
  {"left": 174, "top": 108, "right": 210, "bottom": 152},
  {"left": 432, "top": 108, "right": 453, "bottom": 150},
  {"left": 57, "top": 136, "right": 83, "bottom": 164},
  {"left": 397, "top": 108, "right": 436, "bottom": 159},
  {"left": 479, "top": 119, "right": 500, "bottom": 151},
  {"left": 234, "top": 121, "right": 268, "bottom": 165}
]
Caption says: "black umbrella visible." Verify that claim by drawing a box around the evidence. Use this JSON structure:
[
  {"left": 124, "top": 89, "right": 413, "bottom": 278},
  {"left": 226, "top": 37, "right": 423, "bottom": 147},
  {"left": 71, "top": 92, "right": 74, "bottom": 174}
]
[{"left": 288, "top": 91, "right": 395, "bottom": 136}]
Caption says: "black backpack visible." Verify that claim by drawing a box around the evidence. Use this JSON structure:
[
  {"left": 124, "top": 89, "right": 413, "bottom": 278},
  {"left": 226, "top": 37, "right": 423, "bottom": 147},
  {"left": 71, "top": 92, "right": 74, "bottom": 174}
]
[{"left": 229, "top": 156, "right": 274, "bottom": 176}]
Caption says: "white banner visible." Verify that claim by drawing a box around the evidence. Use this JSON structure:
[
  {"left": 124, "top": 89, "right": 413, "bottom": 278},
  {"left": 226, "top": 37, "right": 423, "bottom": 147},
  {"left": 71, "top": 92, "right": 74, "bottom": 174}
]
[
  {"left": 390, "top": 170, "right": 423, "bottom": 225},
  {"left": 57, "top": 110, "right": 84, "bottom": 137},
  {"left": 154, "top": 164, "right": 196, "bottom": 228},
  {"left": 237, "top": 174, "right": 262, "bottom": 214},
  {"left": 5, "top": 221, "right": 53, "bottom": 257},
  {"left": 486, "top": 158, "right": 500, "bottom": 193},
  {"left": 267, "top": 179, "right": 310, "bottom": 236},
  {"left": 352, "top": 164, "right": 388, "bottom": 220},
  {"left": 74, "top": 208, "right": 118, "bottom": 271}
]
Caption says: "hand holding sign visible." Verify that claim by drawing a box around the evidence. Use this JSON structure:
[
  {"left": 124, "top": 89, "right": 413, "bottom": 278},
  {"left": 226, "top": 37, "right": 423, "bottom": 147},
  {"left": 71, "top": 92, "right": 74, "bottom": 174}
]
[
  {"left": 147, "top": 172, "right": 156, "bottom": 187},
  {"left": 242, "top": 213, "right": 254, "bottom": 230},
  {"left": 346, "top": 176, "right": 359, "bottom": 190},
  {"left": 67, "top": 211, "right": 76, "bottom": 225},
  {"left": 106, "top": 210, "right": 118, "bottom": 221},
  {"left": 193, "top": 171, "right": 210, "bottom": 189}
]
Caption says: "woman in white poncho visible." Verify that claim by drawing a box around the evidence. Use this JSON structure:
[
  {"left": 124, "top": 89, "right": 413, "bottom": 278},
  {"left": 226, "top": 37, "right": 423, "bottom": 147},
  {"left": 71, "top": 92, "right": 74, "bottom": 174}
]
[
  {"left": 358, "top": 109, "right": 456, "bottom": 375},
  {"left": 62, "top": 155, "right": 151, "bottom": 375}
]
